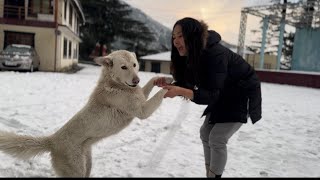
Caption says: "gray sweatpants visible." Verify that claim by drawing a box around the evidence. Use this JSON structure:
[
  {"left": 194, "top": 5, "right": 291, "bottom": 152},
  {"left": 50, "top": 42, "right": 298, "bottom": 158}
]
[{"left": 199, "top": 113, "right": 242, "bottom": 176}]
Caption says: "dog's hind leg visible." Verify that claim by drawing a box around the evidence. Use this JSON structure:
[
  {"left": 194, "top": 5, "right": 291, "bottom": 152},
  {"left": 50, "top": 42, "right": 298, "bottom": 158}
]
[
  {"left": 51, "top": 150, "right": 86, "bottom": 177},
  {"left": 84, "top": 146, "right": 92, "bottom": 177}
]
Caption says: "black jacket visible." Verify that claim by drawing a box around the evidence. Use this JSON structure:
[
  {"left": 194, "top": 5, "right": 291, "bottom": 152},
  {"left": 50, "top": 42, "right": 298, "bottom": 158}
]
[{"left": 179, "top": 30, "right": 262, "bottom": 124}]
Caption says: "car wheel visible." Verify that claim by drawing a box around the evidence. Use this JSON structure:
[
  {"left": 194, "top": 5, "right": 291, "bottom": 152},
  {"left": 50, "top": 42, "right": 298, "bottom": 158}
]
[
  {"left": 35, "top": 63, "right": 40, "bottom": 71},
  {"left": 30, "top": 64, "right": 34, "bottom": 72}
]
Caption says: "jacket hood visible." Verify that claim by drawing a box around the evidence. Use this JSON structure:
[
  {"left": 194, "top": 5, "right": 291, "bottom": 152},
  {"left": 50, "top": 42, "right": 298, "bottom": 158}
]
[{"left": 205, "top": 30, "right": 222, "bottom": 48}]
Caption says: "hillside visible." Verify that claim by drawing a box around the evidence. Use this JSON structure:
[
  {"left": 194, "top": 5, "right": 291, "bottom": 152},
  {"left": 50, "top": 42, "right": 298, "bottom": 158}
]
[{"left": 111, "top": 1, "right": 172, "bottom": 54}]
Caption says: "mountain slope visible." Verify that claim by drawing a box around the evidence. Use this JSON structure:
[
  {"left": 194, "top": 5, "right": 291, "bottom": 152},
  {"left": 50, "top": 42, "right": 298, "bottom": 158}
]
[{"left": 111, "top": 1, "right": 172, "bottom": 54}]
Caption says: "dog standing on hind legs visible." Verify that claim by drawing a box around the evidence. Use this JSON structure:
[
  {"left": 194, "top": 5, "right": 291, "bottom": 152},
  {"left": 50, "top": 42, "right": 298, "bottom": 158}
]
[{"left": 0, "top": 50, "right": 173, "bottom": 177}]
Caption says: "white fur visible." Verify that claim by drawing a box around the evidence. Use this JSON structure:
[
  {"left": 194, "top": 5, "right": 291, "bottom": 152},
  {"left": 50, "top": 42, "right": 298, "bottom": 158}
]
[{"left": 0, "top": 50, "right": 173, "bottom": 177}]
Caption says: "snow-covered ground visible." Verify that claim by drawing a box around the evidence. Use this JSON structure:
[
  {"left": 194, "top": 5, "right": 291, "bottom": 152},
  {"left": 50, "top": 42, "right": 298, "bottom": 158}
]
[{"left": 0, "top": 64, "right": 319, "bottom": 177}]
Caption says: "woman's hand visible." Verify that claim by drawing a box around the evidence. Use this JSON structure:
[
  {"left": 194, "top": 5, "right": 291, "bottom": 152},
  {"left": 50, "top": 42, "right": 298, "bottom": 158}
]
[
  {"left": 163, "top": 85, "right": 194, "bottom": 100},
  {"left": 162, "top": 85, "right": 181, "bottom": 98}
]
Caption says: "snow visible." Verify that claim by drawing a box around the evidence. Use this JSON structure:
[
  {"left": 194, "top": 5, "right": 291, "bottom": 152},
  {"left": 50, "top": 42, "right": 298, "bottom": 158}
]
[
  {"left": 140, "top": 51, "right": 171, "bottom": 62},
  {"left": 0, "top": 64, "right": 319, "bottom": 177}
]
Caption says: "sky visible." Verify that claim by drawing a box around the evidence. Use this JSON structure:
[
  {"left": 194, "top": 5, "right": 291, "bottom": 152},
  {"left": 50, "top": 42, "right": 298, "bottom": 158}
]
[
  {"left": 122, "top": 0, "right": 274, "bottom": 46},
  {"left": 0, "top": 63, "right": 319, "bottom": 177},
  {"left": 122, "top": 0, "right": 302, "bottom": 48}
]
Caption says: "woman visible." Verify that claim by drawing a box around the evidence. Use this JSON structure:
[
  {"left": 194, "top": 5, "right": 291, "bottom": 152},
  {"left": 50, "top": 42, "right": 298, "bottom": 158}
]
[{"left": 154, "top": 17, "right": 262, "bottom": 178}]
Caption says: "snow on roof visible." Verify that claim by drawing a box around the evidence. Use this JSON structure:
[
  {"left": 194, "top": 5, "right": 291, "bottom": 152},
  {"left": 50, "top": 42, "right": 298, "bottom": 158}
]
[
  {"left": 139, "top": 48, "right": 253, "bottom": 62},
  {"left": 139, "top": 51, "right": 171, "bottom": 62}
]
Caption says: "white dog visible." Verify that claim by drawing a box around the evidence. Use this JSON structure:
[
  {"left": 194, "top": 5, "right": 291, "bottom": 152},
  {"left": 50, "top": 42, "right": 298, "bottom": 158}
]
[{"left": 0, "top": 50, "right": 172, "bottom": 177}]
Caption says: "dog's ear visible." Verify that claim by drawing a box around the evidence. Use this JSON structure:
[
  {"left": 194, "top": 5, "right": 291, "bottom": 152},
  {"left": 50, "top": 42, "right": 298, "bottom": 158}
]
[
  {"left": 94, "top": 56, "right": 113, "bottom": 67},
  {"left": 131, "top": 52, "right": 137, "bottom": 59}
]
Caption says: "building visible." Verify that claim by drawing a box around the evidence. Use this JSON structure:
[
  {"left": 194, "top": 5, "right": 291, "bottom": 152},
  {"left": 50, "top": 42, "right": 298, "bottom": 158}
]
[
  {"left": 245, "top": 54, "right": 277, "bottom": 70},
  {"left": 139, "top": 51, "right": 171, "bottom": 74},
  {"left": 139, "top": 42, "right": 253, "bottom": 74},
  {"left": 0, "top": 0, "right": 85, "bottom": 72},
  {"left": 291, "top": 28, "right": 320, "bottom": 72},
  {"left": 238, "top": 1, "right": 320, "bottom": 72}
]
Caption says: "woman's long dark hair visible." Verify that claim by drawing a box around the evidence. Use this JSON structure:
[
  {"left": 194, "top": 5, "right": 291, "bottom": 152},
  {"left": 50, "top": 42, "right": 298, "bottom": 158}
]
[{"left": 170, "top": 17, "right": 208, "bottom": 85}]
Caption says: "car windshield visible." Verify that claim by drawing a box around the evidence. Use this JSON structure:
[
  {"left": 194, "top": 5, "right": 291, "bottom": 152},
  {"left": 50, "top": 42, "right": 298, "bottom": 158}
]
[{"left": 4, "top": 45, "right": 32, "bottom": 55}]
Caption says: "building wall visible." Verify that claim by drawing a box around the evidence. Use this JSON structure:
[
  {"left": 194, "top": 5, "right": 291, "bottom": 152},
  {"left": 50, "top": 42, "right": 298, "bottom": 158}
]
[
  {"left": 256, "top": 69, "right": 320, "bottom": 89},
  {"left": 0, "top": 0, "right": 3, "bottom": 18},
  {"left": 292, "top": 28, "right": 320, "bottom": 72},
  {"left": 0, "top": 24, "right": 56, "bottom": 71},
  {"left": 144, "top": 61, "right": 171, "bottom": 74},
  {"left": 145, "top": 61, "right": 151, "bottom": 72},
  {"left": 245, "top": 54, "right": 277, "bottom": 70},
  {"left": 57, "top": 0, "right": 81, "bottom": 71},
  {"left": 60, "top": 0, "right": 80, "bottom": 36},
  {"left": 0, "top": 0, "right": 82, "bottom": 72},
  {"left": 58, "top": 33, "right": 79, "bottom": 71},
  {"left": 0, "top": 24, "right": 3, "bottom": 49},
  {"left": 57, "top": 0, "right": 63, "bottom": 25}
]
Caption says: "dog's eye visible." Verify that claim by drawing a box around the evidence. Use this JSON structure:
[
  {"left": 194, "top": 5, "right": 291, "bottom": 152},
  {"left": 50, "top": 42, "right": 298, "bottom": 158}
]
[
  {"left": 133, "top": 63, "right": 136, "bottom": 67},
  {"left": 121, "top": 66, "right": 128, "bottom": 70}
]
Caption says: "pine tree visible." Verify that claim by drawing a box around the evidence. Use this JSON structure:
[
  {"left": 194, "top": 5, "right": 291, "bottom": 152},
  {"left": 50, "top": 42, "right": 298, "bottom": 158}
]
[
  {"left": 281, "top": 32, "right": 294, "bottom": 69},
  {"left": 79, "top": 0, "right": 156, "bottom": 61}
]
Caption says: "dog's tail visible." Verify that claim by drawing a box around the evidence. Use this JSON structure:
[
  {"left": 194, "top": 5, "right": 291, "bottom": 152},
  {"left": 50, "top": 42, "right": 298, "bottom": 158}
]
[{"left": 0, "top": 131, "right": 51, "bottom": 159}]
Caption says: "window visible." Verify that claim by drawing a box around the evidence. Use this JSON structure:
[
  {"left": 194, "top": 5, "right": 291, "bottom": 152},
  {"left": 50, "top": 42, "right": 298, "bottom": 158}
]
[
  {"left": 151, "top": 62, "right": 161, "bottom": 73},
  {"left": 74, "top": 16, "right": 78, "bottom": 33},
  {"left": 4, "top": 31, "right": 35, "bottom": 48},
  {"left": 63, "top": 38, "right": 68, "bottom": 58},
  {"left": 264, "top": 63, "right": 271, "bottom": 69},
  {"left": 64, "top": 0, "right": 67, "bottom": 20},
  {"left": 69, "top": 4, "right": 73, "bottom": 26},
  {"left": 69, "top": 41, "right": 72, "bottom": 59},
  {"left": 4, "top": 0, "right": 25, "bottom": 19},
  {"left": 28, "top": 0, "right": 53, "bottom": 16}
]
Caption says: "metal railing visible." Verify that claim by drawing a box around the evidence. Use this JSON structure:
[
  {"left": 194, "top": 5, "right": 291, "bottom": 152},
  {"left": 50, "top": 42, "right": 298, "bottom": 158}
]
[
  {"left": 3, "top": 4, "right": 54, "bottom": 20},
  {"left": 3, "top": 5, "right": 26, "bottom": 19}
]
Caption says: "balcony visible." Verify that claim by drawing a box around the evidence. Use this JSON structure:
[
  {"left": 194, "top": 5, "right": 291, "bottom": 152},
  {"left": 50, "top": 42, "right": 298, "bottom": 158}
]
[
  {"left": 1, "top": 4, "right": 55, "bottom": 28},
  {"left": 3, "top": 5, "right": 26, "bottom": 20}
]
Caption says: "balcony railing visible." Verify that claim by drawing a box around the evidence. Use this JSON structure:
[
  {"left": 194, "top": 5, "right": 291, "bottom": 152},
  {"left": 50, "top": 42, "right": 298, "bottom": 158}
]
[
  {"left": 1, "top": 4, "right": 55, "bottom": 28},
  {"left": 3, "top": 5, "right": 26, "bottom": 19},
  {"left": 3, "top": 4, "right": 54, "bottom": 20}
]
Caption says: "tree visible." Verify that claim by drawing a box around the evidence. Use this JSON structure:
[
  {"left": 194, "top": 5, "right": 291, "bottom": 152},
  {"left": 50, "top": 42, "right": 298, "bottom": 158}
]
[
  {"left": 79, "top": 0, "right": 156, "bottom": 61},
  {"left": 281, "top": 32, "right": 295, "bottom": 69},
  {"left": 300, "top": 0, "right": 316, "bottom": 28},
  {"left": 247, "top": 0, "right": 293, "bottom": 63},
  {"left": 246, "top": 29, "right": 262, "bottom": 54}
]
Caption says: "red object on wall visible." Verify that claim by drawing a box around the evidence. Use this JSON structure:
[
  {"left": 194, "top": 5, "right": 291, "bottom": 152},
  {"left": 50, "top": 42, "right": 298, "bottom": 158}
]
[
  {"left": 93, "top": 42, "right": 101, "bottom": 56},
  {"left": 89, "top": 42, "right": 101, "bottom": 60},
  {"left": 102, "top": 44, "right": 108, "bottom": 56}
]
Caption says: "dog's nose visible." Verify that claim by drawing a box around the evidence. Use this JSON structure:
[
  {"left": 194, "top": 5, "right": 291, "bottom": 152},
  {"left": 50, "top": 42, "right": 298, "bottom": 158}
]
[{"left": 132, "top": 77, "right": 140, "bottom": 85}]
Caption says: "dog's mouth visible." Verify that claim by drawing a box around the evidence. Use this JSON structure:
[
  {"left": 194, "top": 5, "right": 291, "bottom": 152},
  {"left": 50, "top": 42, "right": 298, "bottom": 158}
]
[{"left": 125, "top": 82, "right": 137, "bottom": 87}]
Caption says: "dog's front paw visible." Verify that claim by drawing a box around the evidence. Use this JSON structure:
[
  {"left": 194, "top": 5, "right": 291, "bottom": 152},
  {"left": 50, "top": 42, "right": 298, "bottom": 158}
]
[{"left": 158, "top": 88, "right": 168, "bottom": 97}]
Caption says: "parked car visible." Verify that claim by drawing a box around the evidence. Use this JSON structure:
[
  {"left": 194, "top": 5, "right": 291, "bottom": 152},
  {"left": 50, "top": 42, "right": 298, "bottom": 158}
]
[{"left": 0, "top": 44, "right": 40, "bottom": 72}]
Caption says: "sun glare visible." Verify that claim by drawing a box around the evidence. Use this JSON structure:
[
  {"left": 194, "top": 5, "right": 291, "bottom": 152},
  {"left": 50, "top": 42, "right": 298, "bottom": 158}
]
[{"left": 200, "top": 7, "right": 209, "bottom": 19}]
